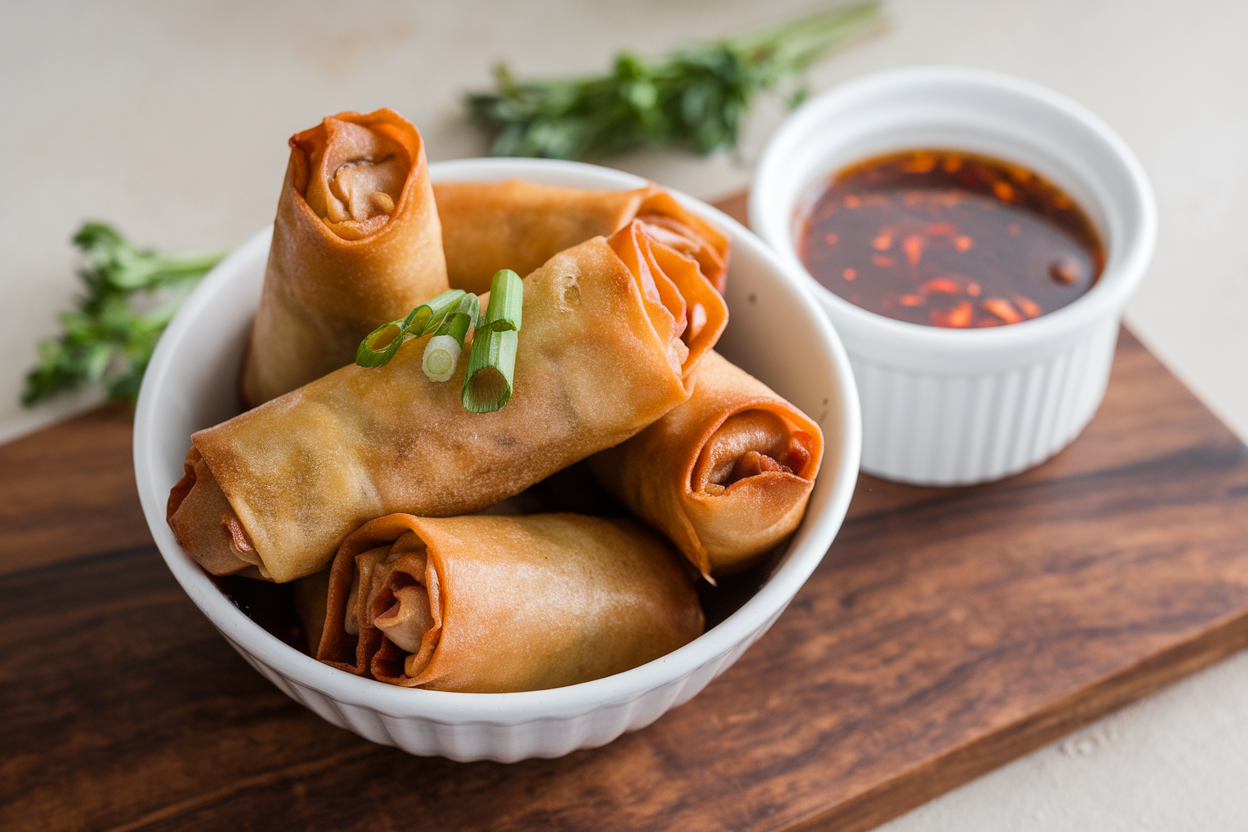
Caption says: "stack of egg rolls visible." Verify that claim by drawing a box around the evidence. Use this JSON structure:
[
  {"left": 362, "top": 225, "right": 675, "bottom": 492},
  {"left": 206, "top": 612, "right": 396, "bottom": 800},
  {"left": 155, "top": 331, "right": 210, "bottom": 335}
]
[
  {"left": 168, "top": 221, "right": 727, "bottom": 584},
  {"left": 242, "top": 109, "right": 448, "bottom": 406},
  {"left": 168, "top": 108, "right": 834, "bottom": 693},
  {"left": 312, "top": 513, "right": 703, "bottom": 692}
]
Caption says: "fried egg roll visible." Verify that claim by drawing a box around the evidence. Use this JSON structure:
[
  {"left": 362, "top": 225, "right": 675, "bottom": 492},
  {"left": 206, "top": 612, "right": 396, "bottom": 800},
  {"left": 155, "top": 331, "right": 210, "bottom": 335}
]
[
  {"left": 589, "top": 350, "right": 823, "bottom": 579},
  {"left": 241, "top": 108, "right": 449, "bottom": 407},
  {"left": 434, "top": 180, "right": 729, "bottom": 295},
  {"left": 312, "top": 513, "right": 703, "bottom": 692},
  {"left": 167, "top": 222, "right": 727, "bottom": 583}
]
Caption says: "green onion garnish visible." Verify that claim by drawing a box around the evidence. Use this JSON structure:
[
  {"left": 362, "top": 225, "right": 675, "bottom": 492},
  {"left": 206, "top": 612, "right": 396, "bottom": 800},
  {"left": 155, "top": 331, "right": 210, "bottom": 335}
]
[
  {"left": 356, "top": 270, "right": 523, "bottom": 413},
  {"left": 462, "top": 269, "right": 523, "bottom": 413},
  {"left": 476, "top": 269, "right": 523, "bottom": 334},
  {"left": 356, "top": 289, "right": 468, "bottom": 368},
  {"left": 422, "top": 292, "right": 480, "bottom": 381}
]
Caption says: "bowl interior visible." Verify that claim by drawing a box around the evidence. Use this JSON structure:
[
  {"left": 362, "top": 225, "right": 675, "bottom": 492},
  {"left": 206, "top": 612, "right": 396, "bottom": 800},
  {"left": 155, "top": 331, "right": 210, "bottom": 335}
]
[{"left": 134, "top": 158, "right": 861, "bottom": 720}]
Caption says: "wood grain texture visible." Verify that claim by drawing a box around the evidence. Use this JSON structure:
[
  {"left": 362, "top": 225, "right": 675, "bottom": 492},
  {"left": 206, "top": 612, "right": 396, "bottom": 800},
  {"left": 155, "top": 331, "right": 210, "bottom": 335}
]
[
  {"left": 4, "top": 194, "right": 1248, "bottom": 831},
  {"left": 0, "top": 402, "right": 148, "bottom": 577}
]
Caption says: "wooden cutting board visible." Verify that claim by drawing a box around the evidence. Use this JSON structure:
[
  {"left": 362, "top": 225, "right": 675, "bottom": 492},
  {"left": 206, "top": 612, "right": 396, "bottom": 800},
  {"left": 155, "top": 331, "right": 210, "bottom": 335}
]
[{"left": 4, "top": 195, "right": 1248, "bottom": 832}]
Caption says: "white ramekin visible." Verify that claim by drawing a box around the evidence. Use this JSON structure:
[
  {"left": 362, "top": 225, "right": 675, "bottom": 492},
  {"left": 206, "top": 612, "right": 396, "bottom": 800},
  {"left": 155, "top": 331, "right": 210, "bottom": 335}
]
[
  {"left": 133, "top": 158, "right": 862, "bottom": 762},
  {"left": 751, "top": 66, "right": 1156, "bottom": 485}
]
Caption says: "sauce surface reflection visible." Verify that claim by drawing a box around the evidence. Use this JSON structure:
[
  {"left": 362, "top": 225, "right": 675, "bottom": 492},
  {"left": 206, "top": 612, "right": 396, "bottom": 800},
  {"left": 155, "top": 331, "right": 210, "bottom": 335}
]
[{"left": 797, "top": 149, "right": 1104, "bottom": 328}]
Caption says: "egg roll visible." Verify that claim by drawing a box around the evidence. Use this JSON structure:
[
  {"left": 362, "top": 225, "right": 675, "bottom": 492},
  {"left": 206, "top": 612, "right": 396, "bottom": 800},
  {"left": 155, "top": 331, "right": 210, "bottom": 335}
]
[
  {"left": 241, "top": 108, "right": 449, "bottom": 407},
  {"left": 589, "top": 350, "right": 823, "bottom": 579},
  {"left": 167, "top": 222, "right": 727, "bottom": 583},
  {"left": 434, "top": 180, "right": 729, "bottom": 295},
  {"left": 311, "top": 513, "right": 703, "bottom": 692}
]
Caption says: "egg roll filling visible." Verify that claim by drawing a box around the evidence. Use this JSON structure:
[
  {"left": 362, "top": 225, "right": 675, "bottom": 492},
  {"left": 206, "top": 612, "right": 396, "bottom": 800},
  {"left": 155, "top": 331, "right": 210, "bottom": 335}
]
[
  {"left": 298, "top": 117, "right": 410, "bottom": 239},
  {"left": 695, "top": 410, "right": 817, "bottom": 494},
  {"left": 342, "top": 534, "right": 441, "bottom": 678}
]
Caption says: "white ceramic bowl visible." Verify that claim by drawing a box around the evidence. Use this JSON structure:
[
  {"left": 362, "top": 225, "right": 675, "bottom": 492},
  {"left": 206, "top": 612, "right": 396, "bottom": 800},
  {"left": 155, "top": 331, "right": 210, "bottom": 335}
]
[
  {"left": 752, "top": 66, "right": 1156, "bottom": 485},
  {"left": 133, "top": 158, "right": 862, "bottom": 763}
]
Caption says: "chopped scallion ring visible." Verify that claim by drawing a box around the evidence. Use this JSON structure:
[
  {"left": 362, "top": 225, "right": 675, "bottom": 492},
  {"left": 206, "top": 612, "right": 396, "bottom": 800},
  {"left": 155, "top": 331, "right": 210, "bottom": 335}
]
[
  {"left": 462, "top": 329, "right": 517, "bottom": 412},
  {"left": 476, "top": 268, "right": 523, "bottom": 333},
  {"left": 462, "top": 270, "right": 523, "bottom": 413},
  {"left": 357, "top": 270, "right": 523, "bottom": 412},
  {"left": 422, "top": 335, "right": 462, "bottom": 382},
  {"left": 355, "top": 320, "right": 408, "bottom": 368},
  {"left": 355, "top": 289, "right": 470, "bottom": 368}
]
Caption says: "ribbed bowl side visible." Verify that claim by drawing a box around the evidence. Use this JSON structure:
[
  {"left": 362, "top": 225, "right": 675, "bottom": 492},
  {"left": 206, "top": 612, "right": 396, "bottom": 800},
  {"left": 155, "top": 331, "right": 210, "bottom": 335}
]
[
  {"left": 855, "top": 317, "right": 1120, "bottom": 485},
  {"left": 214, "top": 613, "right": 786, "bottom": 762}
]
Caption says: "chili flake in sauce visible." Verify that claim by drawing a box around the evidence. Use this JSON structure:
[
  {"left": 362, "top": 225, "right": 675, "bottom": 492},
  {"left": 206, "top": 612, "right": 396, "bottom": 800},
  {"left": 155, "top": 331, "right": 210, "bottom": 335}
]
[{"left": 797, "top": 149, "right": 1105, "bottom": 328}]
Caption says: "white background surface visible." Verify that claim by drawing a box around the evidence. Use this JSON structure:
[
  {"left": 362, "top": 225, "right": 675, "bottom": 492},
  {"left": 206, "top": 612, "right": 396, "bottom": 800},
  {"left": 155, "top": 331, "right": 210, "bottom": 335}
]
[{"left": 4, "top": 1, "right": 1247, "bottom": 828}]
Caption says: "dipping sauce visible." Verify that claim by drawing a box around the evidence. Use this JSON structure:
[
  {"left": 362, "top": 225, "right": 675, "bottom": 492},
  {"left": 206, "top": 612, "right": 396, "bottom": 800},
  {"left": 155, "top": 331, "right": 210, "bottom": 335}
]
[{"left": 797, "top": 149, "right": 1104, "bottom": 328}]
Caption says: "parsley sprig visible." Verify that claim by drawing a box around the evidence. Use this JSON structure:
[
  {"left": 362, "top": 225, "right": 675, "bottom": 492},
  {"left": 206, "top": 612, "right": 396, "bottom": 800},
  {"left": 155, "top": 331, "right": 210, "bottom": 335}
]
[
  {"left": 22, "top": 223, "right": 227, "bottom": 405},
  {"left": 465, "top": 2, "right": 882, "bottom": 160}
]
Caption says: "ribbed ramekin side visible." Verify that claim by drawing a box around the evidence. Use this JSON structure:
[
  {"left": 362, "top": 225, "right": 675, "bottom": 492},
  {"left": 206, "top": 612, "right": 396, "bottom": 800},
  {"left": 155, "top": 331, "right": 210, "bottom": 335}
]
[{"left": 854, "top": 318, "right": 1121, "bottom": 485}]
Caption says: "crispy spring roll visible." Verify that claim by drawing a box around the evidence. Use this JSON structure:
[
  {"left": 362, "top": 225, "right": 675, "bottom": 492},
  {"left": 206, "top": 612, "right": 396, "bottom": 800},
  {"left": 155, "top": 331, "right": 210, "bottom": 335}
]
[
  {"left": 241, "top": 109, "right": 449, "bottom": 407},
  {"left": 589, "top": 350, "right": 823, "bottom": 580},
  {"left": 434, "top": 180, "right": 729, "bottom": 295},
  {"left": 312, "top": 513, "right": 703, "bottom": 692},
  {"left": 167, "top": 222, "right": 727, "bottom": 583}
]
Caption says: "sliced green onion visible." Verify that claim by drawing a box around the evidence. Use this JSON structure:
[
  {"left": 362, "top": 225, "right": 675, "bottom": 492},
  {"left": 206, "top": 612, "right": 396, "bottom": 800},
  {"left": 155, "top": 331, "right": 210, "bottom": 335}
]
[
  {"left": 404, "top": 289, "right": 469, "bottom": 336},
  {"left": 357, "top": 271, "right": 523, "bottom": 411},
  {"left": 476, "top": 269, "right": 523, "bottom": 333},
  {"left": 462, "top": 329, "right": 518, "bottom": 412},
  {"left": 355, "top": 320, "right": 408, "bottom": 368},
  {"left": 356, "top": 289, "right": 469, "bottom": 368},
  {"left": 422, "top": 293, "right": 480, "bottom": 382},
  {"left": 422, "top": 335, "right": 462, "bottom": 382},
  {"left": 462, "top": 270, "right": 524, "bottom": 413}
]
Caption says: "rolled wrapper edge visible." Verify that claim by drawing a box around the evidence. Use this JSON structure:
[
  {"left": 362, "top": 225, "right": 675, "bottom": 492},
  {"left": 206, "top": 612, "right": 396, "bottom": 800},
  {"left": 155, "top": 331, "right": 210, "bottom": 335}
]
[
  {"left": 315, "top": 514, "right": 704, "bottom": 692},
  {"left": 590, "top": 351, "right": 824, "bottom": 578}
]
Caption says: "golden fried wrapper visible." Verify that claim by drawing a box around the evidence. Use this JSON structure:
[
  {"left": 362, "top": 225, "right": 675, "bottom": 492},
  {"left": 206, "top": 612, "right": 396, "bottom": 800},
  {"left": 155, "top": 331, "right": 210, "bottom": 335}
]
[
  {"left": 313, "top": 513, "right": 703, "bottom": 692},
  {"left": 168, "top": 223, "right": 727, "bottom": 583},
  {"left": 241, "top": 108, "right": 449, "bottom": 406},
  {"left": 435, "top": 180, "right": 728, "bottom": 295},
  {"left": 589, "top": 350, "right": 823, "bottom": 579}
]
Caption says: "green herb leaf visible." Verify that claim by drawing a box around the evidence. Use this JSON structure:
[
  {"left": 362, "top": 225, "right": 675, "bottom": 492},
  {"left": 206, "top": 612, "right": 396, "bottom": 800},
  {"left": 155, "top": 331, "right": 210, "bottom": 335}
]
[
  {"left": 22, "top": 223, "right": 227, "bottom": 406},
  {"left": 464, "top": 2, "right": 882, "bottom": 161}
]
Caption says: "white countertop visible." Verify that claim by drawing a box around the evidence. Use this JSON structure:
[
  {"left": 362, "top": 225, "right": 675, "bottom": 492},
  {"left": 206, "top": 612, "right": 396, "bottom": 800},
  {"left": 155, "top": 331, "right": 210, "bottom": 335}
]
[{"left": 5, "top": 1, "right": 1246, "bottom": 827}]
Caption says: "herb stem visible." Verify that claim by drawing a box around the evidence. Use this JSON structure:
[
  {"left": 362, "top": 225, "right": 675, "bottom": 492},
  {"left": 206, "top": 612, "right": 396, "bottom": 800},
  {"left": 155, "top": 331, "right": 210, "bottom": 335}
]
[{"left": 464, "top": 2, "right": 882, "bottom": 161}]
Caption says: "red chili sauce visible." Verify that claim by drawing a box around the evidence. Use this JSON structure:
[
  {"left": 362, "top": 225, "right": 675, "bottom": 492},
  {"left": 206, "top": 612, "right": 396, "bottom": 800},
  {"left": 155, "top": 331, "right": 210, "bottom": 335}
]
[{"left": 797, "top": 149, "right": 1105, "bottom": 328}]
